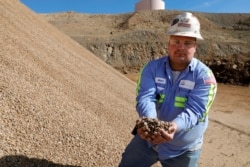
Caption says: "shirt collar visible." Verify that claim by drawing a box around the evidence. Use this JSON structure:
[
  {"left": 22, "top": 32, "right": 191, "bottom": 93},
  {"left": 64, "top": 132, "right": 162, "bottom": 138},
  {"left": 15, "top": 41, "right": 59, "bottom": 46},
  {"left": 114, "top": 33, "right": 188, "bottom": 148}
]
[{"left": 165, "top": 56, "right": 197, "bottom": 72}]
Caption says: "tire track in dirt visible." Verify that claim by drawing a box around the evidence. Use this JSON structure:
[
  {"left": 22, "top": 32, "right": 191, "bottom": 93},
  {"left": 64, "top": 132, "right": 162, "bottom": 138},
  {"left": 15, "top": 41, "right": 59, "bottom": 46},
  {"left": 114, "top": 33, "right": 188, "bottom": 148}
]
[{"left": 209, "top": 118, "right": 250, "bottom": 136}]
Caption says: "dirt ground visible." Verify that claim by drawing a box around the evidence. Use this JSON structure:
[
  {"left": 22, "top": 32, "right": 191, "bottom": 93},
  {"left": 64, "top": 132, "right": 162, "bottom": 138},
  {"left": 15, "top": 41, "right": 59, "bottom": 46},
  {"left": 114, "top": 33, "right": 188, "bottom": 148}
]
[{"left": 201, "top": 84, "right": 250, "bottom": 167}]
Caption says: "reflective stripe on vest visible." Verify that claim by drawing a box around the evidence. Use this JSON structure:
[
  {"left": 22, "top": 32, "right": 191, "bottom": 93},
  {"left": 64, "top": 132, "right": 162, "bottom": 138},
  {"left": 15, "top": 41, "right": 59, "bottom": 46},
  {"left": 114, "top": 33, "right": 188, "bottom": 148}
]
[
  {"left": 157, "top": 94, "right": 166, "bottom": 103},
  {"left": 199, "top": 70, "right": 217, "bottom": 122},
  {"left": 174, "top": 96, "right": 187, "bottom": 108}
]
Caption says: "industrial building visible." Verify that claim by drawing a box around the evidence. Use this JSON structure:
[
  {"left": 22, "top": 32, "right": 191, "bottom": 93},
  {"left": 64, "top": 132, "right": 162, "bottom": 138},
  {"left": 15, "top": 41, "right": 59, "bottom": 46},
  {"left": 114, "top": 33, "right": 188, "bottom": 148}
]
[{"left": 135, "top": 0, "right": 165, "bottom": 11}]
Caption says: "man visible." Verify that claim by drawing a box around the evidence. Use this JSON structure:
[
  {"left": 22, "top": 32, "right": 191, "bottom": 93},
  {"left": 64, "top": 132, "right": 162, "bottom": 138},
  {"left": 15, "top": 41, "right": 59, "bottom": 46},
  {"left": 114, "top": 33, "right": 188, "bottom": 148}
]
[{"left": 119, "top": 12, "right": 217, "bottom": 167}]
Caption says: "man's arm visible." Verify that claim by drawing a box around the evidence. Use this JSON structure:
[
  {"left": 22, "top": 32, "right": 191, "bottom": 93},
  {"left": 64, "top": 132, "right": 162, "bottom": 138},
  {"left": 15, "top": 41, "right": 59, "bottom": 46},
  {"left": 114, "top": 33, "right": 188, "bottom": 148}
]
[
  {"left": 136, "top": 62, "right": 158, "bottom": 118},
  {"left": 173, "top": 70, "right": 217, "bottom": 132}
]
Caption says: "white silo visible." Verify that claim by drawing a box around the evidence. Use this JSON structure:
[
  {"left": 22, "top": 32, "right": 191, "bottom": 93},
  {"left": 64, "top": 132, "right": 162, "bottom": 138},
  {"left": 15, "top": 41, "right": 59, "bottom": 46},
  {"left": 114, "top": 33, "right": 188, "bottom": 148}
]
[{"left": 135, "top": 0, "right": 165, "bottom": 11}]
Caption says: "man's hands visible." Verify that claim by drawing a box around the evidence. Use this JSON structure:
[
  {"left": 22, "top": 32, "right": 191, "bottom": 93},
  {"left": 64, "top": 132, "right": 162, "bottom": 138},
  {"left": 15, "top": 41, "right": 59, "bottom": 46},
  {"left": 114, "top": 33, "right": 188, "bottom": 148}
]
[{"left": 136, "top": 117, "right": 178, "bottom": 145}]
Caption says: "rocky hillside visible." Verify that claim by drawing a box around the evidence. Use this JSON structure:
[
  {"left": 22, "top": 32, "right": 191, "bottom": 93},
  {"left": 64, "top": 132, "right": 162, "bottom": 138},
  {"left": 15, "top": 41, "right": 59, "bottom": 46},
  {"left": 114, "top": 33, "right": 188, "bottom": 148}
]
[{"left": 44, "top": 11, "right": 250, "bottom": 86}]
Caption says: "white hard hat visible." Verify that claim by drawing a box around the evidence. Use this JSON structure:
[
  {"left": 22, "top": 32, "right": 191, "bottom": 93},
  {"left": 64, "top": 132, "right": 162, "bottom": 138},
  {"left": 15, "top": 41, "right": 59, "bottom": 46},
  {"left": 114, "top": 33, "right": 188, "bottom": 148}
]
[{"left": 167, "top": 12, "right": 203, "bottom": 40}]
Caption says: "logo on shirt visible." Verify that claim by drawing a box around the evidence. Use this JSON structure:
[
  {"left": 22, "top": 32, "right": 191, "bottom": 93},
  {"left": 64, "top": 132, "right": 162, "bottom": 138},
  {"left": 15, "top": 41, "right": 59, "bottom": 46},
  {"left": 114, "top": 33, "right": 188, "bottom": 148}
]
[
  {"left": 155, "top": 77, "right": 166, "bottom": 84},
  {"left": 179, "top": 80, "right": 195, "bottom": 90},
  {"left": 203, "top": 76, "right": 216, "bottom": 85}
]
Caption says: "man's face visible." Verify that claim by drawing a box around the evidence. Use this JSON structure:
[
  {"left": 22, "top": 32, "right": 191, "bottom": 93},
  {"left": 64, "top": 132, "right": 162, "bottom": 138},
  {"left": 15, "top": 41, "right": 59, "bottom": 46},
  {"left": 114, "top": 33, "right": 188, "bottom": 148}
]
[{"left": 168, "top": 35, "right": 197, "bottom": 70}]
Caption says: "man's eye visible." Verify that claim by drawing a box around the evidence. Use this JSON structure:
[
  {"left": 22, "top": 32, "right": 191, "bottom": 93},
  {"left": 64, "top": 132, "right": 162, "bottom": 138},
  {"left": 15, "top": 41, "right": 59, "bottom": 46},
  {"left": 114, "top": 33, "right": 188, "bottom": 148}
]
[
  {"left": 173, "top": 41, "right": 180, "bottom": 45},
  {"left": 185, "top": 42, "right": 195, "bottom": 46}
]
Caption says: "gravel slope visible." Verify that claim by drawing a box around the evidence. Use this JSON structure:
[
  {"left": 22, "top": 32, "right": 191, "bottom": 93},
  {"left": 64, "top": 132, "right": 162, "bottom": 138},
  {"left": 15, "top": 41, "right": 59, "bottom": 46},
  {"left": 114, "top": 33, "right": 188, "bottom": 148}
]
[{"left": 1, "top": 0, "right": 137, "bottom": 166}]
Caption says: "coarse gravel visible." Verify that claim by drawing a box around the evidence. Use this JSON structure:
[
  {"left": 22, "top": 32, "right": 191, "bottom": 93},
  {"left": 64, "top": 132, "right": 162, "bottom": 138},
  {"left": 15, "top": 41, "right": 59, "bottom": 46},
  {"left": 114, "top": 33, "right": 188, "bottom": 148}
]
[{"left": 0, "top": 0, "right": 138, "bottom": 166}]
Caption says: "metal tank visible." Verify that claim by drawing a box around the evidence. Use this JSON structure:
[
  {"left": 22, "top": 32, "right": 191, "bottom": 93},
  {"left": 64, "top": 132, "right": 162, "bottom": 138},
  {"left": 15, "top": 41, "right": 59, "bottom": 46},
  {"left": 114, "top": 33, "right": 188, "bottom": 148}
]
[{"left": 135, "top": 0, "right": 165, "bottom": 11}]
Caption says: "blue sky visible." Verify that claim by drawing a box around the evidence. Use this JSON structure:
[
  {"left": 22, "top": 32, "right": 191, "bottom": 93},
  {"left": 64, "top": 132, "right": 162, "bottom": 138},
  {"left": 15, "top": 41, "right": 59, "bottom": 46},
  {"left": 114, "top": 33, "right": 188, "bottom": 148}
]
[{"left": 20, "top": 0, "right": 250, "bottom": 14}]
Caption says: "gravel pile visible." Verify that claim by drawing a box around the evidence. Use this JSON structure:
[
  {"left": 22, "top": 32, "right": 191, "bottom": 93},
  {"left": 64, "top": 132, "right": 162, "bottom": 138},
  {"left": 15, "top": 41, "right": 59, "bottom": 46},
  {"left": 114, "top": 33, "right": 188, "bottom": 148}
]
[{"left": 0, "top": 1, "right": 137, "bottom": 166}]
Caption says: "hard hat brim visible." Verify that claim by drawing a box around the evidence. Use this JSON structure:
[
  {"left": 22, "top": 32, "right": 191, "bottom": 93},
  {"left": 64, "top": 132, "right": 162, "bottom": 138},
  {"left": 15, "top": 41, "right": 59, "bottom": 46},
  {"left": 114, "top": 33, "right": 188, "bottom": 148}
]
[{"left": 167, "top": 31, "right": 204, "bottom": 40}]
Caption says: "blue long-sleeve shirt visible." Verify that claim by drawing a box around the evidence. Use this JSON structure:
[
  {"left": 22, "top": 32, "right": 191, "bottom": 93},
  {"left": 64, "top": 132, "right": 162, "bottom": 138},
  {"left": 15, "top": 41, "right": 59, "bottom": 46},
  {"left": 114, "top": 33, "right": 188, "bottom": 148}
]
[{"left": 136, "top": 56, "right": 217, "bottom": 159}]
